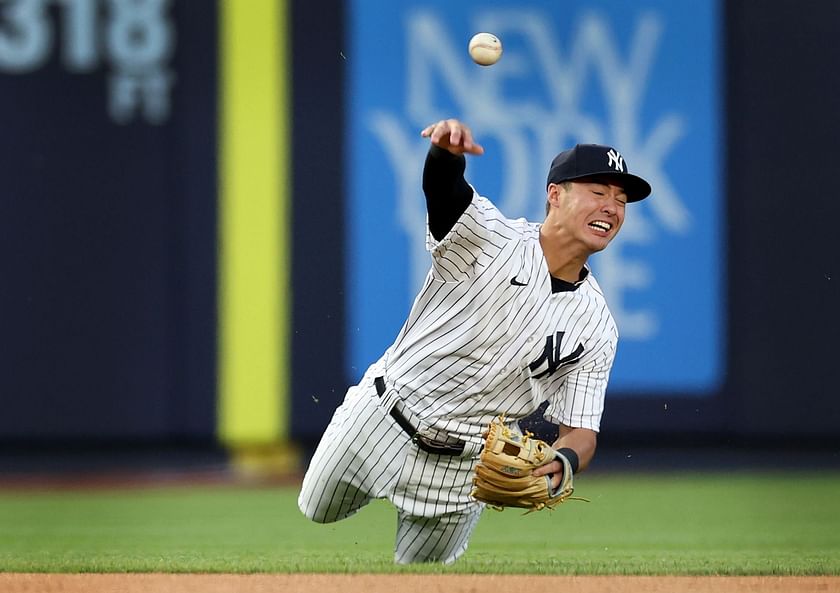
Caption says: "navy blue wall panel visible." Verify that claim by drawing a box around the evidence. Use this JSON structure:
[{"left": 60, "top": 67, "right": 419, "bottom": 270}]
[{"left": 0, "top": 2, "right": 217, "bottom": 440}]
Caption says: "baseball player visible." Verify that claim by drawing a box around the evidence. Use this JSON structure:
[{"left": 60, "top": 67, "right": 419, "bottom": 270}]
[{"left": 298, "top": 119, "right": 652, "bottom": 563}]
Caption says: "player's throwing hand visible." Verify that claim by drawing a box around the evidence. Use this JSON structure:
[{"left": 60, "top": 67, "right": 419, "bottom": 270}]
[{"left": 421, "top": 119, "right": 485, "bottom": 156}]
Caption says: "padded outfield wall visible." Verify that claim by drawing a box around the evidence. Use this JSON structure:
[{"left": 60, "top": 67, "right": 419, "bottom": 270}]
[{"left": 0, "top": 0, "right": 837, "bottom": 449}]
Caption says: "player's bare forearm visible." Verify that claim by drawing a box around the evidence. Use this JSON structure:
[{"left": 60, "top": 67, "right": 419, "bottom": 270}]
[{"left": 555, "top": 425, "right": 597, "bottom": 472}]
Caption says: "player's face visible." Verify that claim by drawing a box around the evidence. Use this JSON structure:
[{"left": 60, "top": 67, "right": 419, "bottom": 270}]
[{"left": 552, "top": 177, "right": 627, "bottom": 252}]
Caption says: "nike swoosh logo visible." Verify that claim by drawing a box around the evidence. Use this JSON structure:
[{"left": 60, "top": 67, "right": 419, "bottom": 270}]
[{"left": 510, "top": 276, "right": 528, "bottom": 286}]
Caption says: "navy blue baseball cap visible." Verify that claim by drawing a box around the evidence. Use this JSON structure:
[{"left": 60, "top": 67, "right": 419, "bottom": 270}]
[{"left": 546, "top": 144, "right": 652, "bottom": 202}]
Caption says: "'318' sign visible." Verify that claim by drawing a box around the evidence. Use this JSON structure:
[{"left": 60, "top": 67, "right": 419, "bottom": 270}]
[{"left": 0, "top": 0, "right": 175, "bottom": 125}]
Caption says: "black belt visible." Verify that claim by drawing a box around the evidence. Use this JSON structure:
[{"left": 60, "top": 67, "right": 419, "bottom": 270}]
[{"left": 374, "top": 376, "right": 465, "bottom": 456}]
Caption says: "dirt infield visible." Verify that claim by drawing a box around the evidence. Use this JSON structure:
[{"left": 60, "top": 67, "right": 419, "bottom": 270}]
[{"left": 1, "top": 574, "right": 838, "bottom": 593}]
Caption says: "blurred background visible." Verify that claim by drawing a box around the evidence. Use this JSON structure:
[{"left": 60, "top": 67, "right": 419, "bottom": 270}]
[{"left": 1, "top": 0, "right": 838, "bottom": 484}]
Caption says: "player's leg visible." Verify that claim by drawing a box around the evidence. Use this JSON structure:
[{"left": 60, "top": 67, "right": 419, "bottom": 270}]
[
  {"left": 298, "top": 389, "right": 410, "bottom": 523},
  {"left": 393, "top": 505, "right": 483, "bottom": 564},
  {"left": 297, "top": 397, "right": 369, "bottom": 522}
]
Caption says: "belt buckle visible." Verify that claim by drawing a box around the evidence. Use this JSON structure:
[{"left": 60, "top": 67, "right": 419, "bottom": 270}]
[{"left": 413, "top": 432, "right": 465, "bottom": 456}]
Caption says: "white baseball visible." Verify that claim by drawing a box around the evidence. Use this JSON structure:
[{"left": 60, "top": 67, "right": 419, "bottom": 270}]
[{"left": 468, "top": 32, "right": 502, "bottom": 66}]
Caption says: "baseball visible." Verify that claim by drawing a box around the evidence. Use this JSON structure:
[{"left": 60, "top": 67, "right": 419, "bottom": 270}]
[{"left": 468, "top": 32, "right": 502, "bottom": 66}]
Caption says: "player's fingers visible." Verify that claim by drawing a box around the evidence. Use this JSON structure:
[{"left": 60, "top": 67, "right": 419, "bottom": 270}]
[
  {"left": 533, "top": 462, "right": 563, "bottom": 491},
  {"left": 450, "top": 122, "right": 486, "bottom": 156},
  {"left": 447, "top": 121, "right": 463, "bottom": 147},
  {"left": 531, "top": 460, "right": 560, "bottom": 477},
  {"left": 463, "top": 142, "right": 485, "bottom": 156},
  {"left": 428, "top": 120, "right": 452, "bottom": 144},
  {"left": 420, "top": 122, "right": 438, "bottom": 138},
  {"left": 423, "top": 120, "right": 483, "bottom": 155}
]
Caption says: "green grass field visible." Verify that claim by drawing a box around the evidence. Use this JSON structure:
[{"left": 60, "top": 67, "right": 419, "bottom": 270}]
[{"left": 1, "top": 472, "right": 838, "bottom": 575}]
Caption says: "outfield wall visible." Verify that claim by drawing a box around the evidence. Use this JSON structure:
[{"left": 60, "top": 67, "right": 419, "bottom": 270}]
[{"left": 0, "top": 0, "right": 837, "bottom": 448}]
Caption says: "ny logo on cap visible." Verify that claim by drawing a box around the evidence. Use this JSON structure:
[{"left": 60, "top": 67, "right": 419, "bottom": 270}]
[{"left": 607, "top": 149, "right": 625, "bottom": 172}]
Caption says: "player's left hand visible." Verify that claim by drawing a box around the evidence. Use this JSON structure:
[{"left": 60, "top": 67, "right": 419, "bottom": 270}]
[
  {"left": 532, "top": 458, "right": 565, "bottom": 490},
  {"left": 420, "top": 119, "right": 485, "bottom": 156},
  {"left": 471, "top": 416, "right": 581, "bottom": 512}
]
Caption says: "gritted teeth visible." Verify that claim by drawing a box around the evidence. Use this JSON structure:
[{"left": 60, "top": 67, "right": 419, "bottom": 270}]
[{"left": 589, "top": 220, "right": 612, "bottom": 232}]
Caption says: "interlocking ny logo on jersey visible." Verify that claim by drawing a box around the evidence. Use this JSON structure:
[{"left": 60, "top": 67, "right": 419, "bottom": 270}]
[
  {"left": 606, "top": 149, "right": 625, "bottom": 172},
  {"left": 529, "top": 331, "right": 585, "bottom": 379}
]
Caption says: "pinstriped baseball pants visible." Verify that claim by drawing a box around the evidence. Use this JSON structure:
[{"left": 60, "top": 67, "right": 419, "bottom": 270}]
[{"left": 297, "top": 387, "right": 483, "bottom": 564}]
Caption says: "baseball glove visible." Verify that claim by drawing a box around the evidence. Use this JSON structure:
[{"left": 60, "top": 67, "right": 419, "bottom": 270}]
[{"left": 471, "top": 416, "right": 585, "bottom": 512}]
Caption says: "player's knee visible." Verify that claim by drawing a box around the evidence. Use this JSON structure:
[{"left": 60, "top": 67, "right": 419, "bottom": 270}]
[
  {"left": 394, "top": 531, "right": 470, "bottom": 565},
  {"left": 394, "top": 546, "right": 466, "bottom": 565},
  {"left": 297, "top": 492, "right": 335, "bottom": 524},
  {"left": 301, "top": 508, "right": 333, "bottom": 524}
]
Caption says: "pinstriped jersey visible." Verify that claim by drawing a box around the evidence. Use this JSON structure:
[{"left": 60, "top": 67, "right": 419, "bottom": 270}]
[{"left": 374, "top": 191, "right": 618, "bottom": 446}]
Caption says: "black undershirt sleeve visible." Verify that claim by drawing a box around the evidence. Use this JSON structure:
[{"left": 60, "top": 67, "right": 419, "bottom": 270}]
[{"left": 422, "top": 145, "right": 474, "bottom": 241}]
